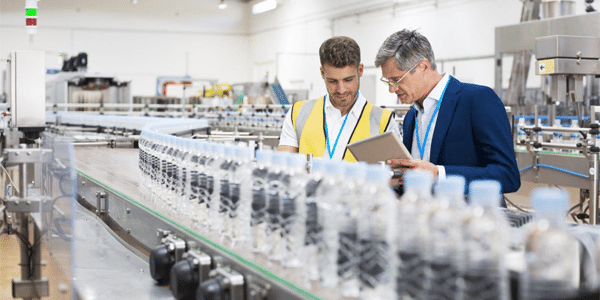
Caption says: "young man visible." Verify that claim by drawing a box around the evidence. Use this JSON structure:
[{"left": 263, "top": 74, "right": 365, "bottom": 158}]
[
  {"left": 375, "top": 29, "right": 520, "bottom": 195},
  {"left": 278, "top": 36, "right": 400, "bottom": 162}
]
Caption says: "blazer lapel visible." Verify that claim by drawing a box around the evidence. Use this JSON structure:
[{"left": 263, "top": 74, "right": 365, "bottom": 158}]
[
  {"left": 429, "top": 77, "right": 461, "bottom": 164},
  {"left": 403, "top": 107, "right": 416, "bottom": 151}
]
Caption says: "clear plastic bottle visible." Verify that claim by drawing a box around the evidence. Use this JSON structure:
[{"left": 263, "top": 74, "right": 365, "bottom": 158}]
[
  {"left": 251, "top": 149, "right": 272, "bottom": 253},
  {"left": 304, "top": 159, "right": 328, "bottom": 283},
  {"left": 265, "top": 151, "right": 288, "bottom": 262},
  {"left": 358, "top": 164, "right": 396, "bottom": 300},
  {"left": 200, "top": 143, "right": 223, "bottom": 233},
  {"left": 427, "top": 175, "right": 467, "bottom": 300},
  {"left": 521, "top": 188, "right": 579, "bottom": 300},
  {"left": 463, "top": 180, "right": 510, "bottom": 300},
  {"left": 228, "top": 146, "right": 254, "bottom": 251},
  {"left": 157, "top": 135, "right": 171, "bottom": 208},
  {"left": 322, "top": 162, "right": 366, "bottom": 297},
  {"left": 396, "top": 169, "right": 434, "bottom": 300},
  {"left": 552, "top": 118, "right": 563, "bottom": 153},
  {"left": 318, "top": 162, "right": 346, "bottom": 288},
  {"left": 214, "top": 145, "right": 237, "bottom": 238},
  {"left": 175, "top": 138, "right": 192, "bottom": 218},
  {"left": 189, "top": 141, "right": 206, "bottom": 230},
  {"left": 516, "top": 117, "right": 527, "bottom": 151},
  {"left": 280, "top": 153, "right": 308, "bottom": 269}
]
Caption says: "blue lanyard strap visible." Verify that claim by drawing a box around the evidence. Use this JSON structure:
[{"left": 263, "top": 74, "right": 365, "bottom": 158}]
[
  {"left": 415, "top": 79, "right": 450, "bottom": 160},
  {"left": 324, "top": 93, "right": 357, "bottom": 159}
]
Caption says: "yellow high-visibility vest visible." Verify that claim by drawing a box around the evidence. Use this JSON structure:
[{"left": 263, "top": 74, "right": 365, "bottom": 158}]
[{"left": 291, "top": 96, "right": 394, "bottom": 162}]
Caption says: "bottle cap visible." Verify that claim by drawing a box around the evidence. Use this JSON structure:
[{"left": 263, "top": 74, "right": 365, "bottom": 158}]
[
  {"left": 434, "top": 175, "right": 466, "bottom": 201},
  {"left": 235, "top": 147, "right": 253, "bottom": 161},
  {"left": 215, "top": 143, "right": 227, "bottom": 157},
  {"left": 224, "top": 145, "right": 236, "bottom": 158},
  {"left": 312, "top": 159, "right": 326, "bottom": 174},
  {"left": 288, "top": 153, "right": 307, "bottom": 170},
  {"left": 404, "top": 169, "right": 434, "bottom": 191},
  {"left": 270, "top": 151, "right": 287, "bottom": 166},
  {"left": 469, "top": 180, "right": 501, "bottom": 207},
  {"left": 531, "top": 188, "right": 568, "bottom": 218},
  {"left": 324, "top": 160, "right": 344, "bottom": 177},
  {"left": 344, "top": 162, "right": 367, "bottom": 180},
  {"left": 365, "top": 164, "right": 391, "bottom": 182},
  {"left": 255, "top": 149, "right": 272, "bottom": 164}
]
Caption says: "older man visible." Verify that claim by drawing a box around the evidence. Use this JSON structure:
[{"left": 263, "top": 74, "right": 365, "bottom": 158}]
[{"left": 375, "top": 29, "right": 520, "bottom": 194}]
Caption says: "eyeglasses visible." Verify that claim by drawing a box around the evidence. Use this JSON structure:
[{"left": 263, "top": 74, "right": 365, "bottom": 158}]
[{"left": 380, "top": 61, "right": 420, "bottom": 87}]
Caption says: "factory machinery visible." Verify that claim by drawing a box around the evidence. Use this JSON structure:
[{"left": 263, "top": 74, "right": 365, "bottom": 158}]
[
  {"left": 496, "top": 0, "right": 600, "bottom": 226},
  {"left": 4, "top": 55, "right": 600, "bottom": 300}
]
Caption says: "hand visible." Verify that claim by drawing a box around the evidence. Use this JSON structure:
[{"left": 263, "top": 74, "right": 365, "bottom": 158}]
[{"left": 386, "top": 158, "right": 439, "bottom": 177}]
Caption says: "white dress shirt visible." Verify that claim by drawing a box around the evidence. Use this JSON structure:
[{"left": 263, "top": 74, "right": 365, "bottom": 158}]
[
  {"left": 279, "top": 92, "right": 401, "bottom": 160},
  {"left": 411, "top": 73, "right": 451, "bottom": 178}
]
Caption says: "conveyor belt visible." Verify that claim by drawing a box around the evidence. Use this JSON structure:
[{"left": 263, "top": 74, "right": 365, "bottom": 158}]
[{"left": 74, "top": 147, "right": 331, "bottom": 300}]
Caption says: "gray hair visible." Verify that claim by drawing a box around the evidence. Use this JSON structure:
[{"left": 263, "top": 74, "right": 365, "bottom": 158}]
[{"left": 374, "top": 29, "right": 437, "bottom": 72}]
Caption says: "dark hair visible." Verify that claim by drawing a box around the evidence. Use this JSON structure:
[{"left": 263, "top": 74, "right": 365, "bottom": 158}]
[
  {"left": 319, "top": 36, "right": 361, "bottom": 68},
  {"left": 374, "top": 29, "right": 437, "bottom": 71}
]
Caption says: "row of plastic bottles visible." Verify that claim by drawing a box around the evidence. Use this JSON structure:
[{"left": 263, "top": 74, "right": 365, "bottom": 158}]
[
  {"left": 138, "top": 131, "right": 586, "bottom": 299},
  {"left": 212, "top": 112, "right": 285, "bottom": 130},
  {"left": 516, "top": 117, "right": 586, "bottom": 153},
  {"left": 47, "top": 113, "right": 208, "bottom": 131}
]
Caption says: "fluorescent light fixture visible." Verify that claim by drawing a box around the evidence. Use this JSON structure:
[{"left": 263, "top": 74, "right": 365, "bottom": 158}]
[
  {"left": 218, "top": 0, "right": 227, "bottom": 9},
  {"left": 252, "top": 0, "right": 277, "bottom": 14}
]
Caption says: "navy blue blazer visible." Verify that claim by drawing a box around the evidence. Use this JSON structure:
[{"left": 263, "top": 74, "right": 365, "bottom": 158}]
[{"left": 403, "top": 76, "right": 521, "bottom": 194}]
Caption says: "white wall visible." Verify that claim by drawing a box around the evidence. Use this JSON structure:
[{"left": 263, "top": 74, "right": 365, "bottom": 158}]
[
  {"left": 0, "top": 0, "right": 590, "bottom": 102},
  {"left": 247, "top": 0, "right": 588, "bottom": 105},
  {"left": 0, "top": 0, "right": 252, "bottom": 97}
]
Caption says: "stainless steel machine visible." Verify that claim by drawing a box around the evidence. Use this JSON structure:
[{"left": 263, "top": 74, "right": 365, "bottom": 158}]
[{"left": 495, "top": 1, "right": 600, "bottom": 224}]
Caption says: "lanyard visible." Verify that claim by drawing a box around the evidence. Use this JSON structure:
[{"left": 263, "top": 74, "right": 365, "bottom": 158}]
[
  {"left": 324, "top": 93, "right": 357, "bottom": 159},
  {"left": 415, "top": 79, "right": 450, "bottom": 160}
]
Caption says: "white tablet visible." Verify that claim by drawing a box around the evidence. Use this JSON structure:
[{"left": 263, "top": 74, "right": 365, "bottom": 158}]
[{"left": 347, "top": 131, "right": 412, "bottom": 164}]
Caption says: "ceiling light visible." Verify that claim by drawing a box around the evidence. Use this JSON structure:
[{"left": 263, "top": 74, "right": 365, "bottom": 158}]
[
  {"left": 218, "top": 0, "right": 227, "bottom": 9},
  {"left": 252, "top": 0, "right": 277, "bottom": 14}
]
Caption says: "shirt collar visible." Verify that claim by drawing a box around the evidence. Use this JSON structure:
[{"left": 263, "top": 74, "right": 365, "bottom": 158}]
[
  {"left": 414, "top": 73, "right": 451, "bottom": 114},
  {"left": 325, "top": 92, "right": 366, "bottom": 118}
]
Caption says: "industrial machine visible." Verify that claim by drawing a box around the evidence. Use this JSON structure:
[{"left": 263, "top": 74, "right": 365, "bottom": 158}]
[
  {"left": 1, "top": 50, "right": 76, "bottom": 300},
  {"left": 46, "top": 53, "right": 132, "bottom": 114},
  {"left": 495, "top": 0, "right": 600, "bottom": 224}
]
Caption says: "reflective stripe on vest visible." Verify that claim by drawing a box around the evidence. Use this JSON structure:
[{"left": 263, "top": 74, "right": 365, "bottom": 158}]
[{"left": 293, "top": 96, "right": 394, "bottom": 162}]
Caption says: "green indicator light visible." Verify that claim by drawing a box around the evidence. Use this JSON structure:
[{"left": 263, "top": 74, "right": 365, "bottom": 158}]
[{"left": 25, "top": 8, "right": 37, "bottom": 17}]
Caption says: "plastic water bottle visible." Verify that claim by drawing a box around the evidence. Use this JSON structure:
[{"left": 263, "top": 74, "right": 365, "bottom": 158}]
[
  {"left": 265, "top": 151, "right": 289, "bottom": 262},
  {"left": 227, "top": 146, "right": 254, "bottom": 250},
  {"left": 521, "top": 188, "right": 579, "bottom": 300},
  {"left": 200, "top": 143, "right": 223, "bottom": 233},
  {"left": 214, "top": 145, "right": 237, "bottom": 238},
  {"left": 175, "top": 139, "right": 191, "bottom": 216},
  {"left": 517, "top": 117, "right": 527, "bottom": 151},
  {"left": 396, "top": 170, "right": 434, "bottom": 300},
  {"left": 569, "top": 120, "right": 581, "bottom": 154},
  {"left": 463, "top": 180, "right": 510, "bottom": 300},
  {"left": 304, "top": 159, "right": 327, "bottom": 282},
  {"left": 189, "top": 141, "right": 206, "bottom": 230},
  {"left": 552, "top": 118, "right": 563, "bottom": 153},
  {"left": 358, "top": 164, "right": 396, "bottom": 300},
  {"left": 427, "top": 175, "right": 466, "bottom": 300},
  {"left": 280, "top": 153, "right": 308, "bottom": 268},
  {"left": 251, "top": 149, "right": 272, "bottom": 254},
  {"left": 321, "top": 162, "right": 366, "bottom": 297},
  {"left": 318, "top": 162, "right": 346, "bottom": 288}
]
